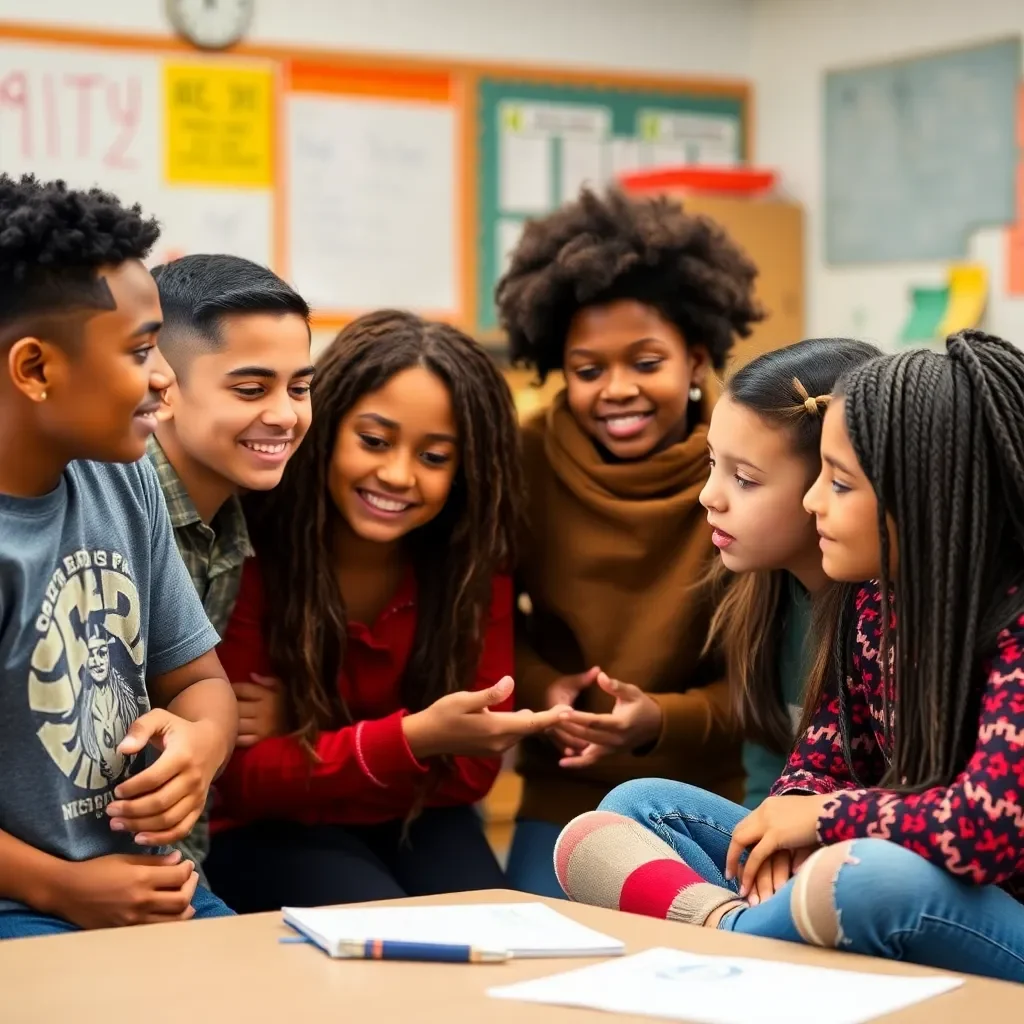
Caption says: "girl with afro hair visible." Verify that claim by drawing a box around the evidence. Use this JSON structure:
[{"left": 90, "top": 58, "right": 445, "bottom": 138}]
[{"left": 497, "top": 187, "right": 764, "bottom": 897}]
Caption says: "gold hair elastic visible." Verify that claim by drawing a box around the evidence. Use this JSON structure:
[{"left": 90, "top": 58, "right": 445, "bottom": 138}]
[{"left": 792, "top": 378, "right": 831, "bottom": 417}]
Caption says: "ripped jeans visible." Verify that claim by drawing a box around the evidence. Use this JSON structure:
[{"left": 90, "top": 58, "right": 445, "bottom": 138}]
[{"left": 599, "top": 779, "right": 1024, "bottom": 983}]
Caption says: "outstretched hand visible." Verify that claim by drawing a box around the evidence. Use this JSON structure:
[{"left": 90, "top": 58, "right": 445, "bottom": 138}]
[{"left": 402, "top": 676, "right": 572, "bottom": 760}]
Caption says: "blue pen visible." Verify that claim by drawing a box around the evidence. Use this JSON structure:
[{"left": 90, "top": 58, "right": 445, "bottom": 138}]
[{"left": 280, "top": 934, "right": 509, "bottom": 963}]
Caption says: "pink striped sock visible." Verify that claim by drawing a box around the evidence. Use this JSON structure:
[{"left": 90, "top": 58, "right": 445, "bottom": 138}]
[{"left": 553, "top": 810, "right": 743, "bottom": 925}]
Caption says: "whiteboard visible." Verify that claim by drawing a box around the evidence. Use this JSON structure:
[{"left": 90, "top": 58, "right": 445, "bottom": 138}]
[
  {"left": 0, "top": 40, "right": 274, "bottom": 268},
  {"left": 285, "top": 93, "right": 457, "bottom": 315},
  {"left": 824, "top": 38, "right": 1021, "bottom": 265}
]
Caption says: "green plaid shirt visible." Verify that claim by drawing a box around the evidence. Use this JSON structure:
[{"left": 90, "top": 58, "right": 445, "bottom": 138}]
[
  {"left": 146, "top": 436, "right": 253, "bottom": 636},
  {"left": 146, "top": 435, "right": 252, "bottom": 875}
]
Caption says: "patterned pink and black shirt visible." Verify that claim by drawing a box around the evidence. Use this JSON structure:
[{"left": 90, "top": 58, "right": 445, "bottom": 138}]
[{"left": 772, "top": 582, "right": 1024, "bottom": 899}]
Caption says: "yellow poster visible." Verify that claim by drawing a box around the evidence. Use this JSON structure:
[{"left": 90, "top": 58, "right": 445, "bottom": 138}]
[
  {"left": 164, "top": 64, "right": 273, "bottom": 188},
  {"left": 938, "top": 263, "right": 988, "bottom": 337}
]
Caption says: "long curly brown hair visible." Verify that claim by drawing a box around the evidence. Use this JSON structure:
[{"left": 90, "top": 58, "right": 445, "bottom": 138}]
[{"left": 245, "top": 310, "right": 524, "bottom": 750}]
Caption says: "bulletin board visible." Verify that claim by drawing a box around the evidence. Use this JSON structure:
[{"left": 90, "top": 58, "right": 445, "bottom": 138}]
[
  {"left": 0, "top": 22, "right": 749, "bottom": 336},
  {"left": 476, "top": 77, "right": 746, "bottom": 330}
]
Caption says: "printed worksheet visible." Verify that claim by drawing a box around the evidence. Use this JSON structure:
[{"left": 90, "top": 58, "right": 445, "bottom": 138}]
[{"left": 489, "top": 947, "right": 962, "bottom": 1024}]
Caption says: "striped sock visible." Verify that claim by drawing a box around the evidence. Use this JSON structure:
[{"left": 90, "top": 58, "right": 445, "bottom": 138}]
[{"left": 553, "top": 810, "right": 744, "bottom": 925}]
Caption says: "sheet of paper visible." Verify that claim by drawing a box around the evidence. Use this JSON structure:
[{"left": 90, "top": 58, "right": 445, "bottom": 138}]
[
  {"left": 283, "top": 902, "right": 624, "bottom": 958},
  {"left": 499, "top": 133, "right": 552, "bottom": 214},
  {"left": 937, "top": 262, "right": 988, "bottom": 335},
  {"left": 497, "top": 218, "right": 525, "bottom": 277},
  {"left": 559, "top": 137, "right": 607, "bottom": 203},
  {"left": 610, "top": 138, "right": 644, "bottom": 179},
  {"left": 698, "top": 143, "right": 739, "bottom": 167},
  {"left": 152, "top": 189, "right": 273, "bottom": 266},
  {"left": 489, "top": 947, "right": 962, "bottom": 1024},
  {"left": 649, "top": 141, "right": 689, "bottom": 167},
  {"left": 286, "top": 93, "right": 456, "bottom": 312},
  {"left": 900, "top": 285, "right": 949, "bottom": 343}
]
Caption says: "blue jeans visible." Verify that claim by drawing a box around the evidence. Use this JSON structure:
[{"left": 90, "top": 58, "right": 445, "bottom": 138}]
[
  {"left": 600, "top": 779, "right": 1024, "bottom": 983},
  {"left": 506, "top": 819, "right": 566, "bottom": 899},
  {"left": 0, "top": 885, "right": 232, "bottom": 940}
]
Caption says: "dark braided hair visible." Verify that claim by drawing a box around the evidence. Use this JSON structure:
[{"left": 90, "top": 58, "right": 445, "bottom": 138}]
[
  {"left": 804, "top": 330, "right": 1024, "bottom": 791},
  {"left": 495, "top": 187, "right": 764, "bottom": 381},
  {"left": 246, "top": 310, "right": 524, "bottom": 749}
]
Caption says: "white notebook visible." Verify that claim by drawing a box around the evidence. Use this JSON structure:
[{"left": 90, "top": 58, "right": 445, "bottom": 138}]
[{"left": 282, "top": 902, "right": 625, "bottom": 959}]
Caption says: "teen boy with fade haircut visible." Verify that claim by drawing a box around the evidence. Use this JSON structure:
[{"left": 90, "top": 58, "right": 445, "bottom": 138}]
[
  {"left": 147, "top": 253, "right": 314, "bottom": 875},
  {"left": 0, "top": 175, "right": 237, "bottom": 938}
]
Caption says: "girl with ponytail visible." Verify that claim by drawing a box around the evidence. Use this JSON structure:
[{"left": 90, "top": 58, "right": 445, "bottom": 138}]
[
  {"left": 698, "top": 338, "right": 879, "bottom": 810},
  {"left": 557, "top": 332, "right": 1024, "bottom": 983}
]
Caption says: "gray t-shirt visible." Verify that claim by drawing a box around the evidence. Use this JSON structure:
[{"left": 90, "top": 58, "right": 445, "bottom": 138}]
[{"left": 0, "top": 457, "right": 219, "bottom": 912}]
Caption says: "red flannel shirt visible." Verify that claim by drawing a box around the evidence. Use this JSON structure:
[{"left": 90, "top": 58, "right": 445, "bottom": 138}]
[
  {"left": 773, "top": 582, "right": 1024, "bottom": 901},
  {"left": 210, "top": 559, "right": 513, "bottom": 831}
]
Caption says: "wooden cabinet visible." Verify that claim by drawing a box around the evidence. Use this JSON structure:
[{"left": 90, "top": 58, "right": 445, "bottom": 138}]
[{"left": 681, "top": 192, "right": 805, "bottom": 369}]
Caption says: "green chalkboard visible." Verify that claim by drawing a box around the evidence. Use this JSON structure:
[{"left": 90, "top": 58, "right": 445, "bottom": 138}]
[
  {"left": 825, "top": 38, "right": 1021, "bottom": 264},
  {"left": 476, "top": 77, "right": 746, "bottom": 332}
]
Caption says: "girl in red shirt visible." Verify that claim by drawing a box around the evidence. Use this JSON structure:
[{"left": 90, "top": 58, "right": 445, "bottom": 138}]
[{"left": 204, "top": 310, "right": 568, "bottom": 912}]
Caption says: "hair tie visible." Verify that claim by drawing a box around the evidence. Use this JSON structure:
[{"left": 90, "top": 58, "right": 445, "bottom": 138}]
[{"left": 792, "top": 377, "right": 831, "bottom": 417}]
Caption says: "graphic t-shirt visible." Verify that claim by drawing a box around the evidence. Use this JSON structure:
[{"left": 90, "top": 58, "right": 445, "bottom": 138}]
[{"left": 0, "top": 458, "right": 219, "bottom": 912}]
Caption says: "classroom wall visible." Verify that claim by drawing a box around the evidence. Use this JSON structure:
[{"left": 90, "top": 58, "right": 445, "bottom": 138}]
[
  {"left": 2, "top": 0, "right": 753, "bottom": 357},
  {"left": 1, "top": 0, "right": 753, "bottom": 78},
  {"left": 750, "top": 0, "right": 1024, "bottom": 346}
]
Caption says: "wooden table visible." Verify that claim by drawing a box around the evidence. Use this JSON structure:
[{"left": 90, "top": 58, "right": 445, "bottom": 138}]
[{"left": 2, "top": 889, "right": 1018, "bottom": 1023}]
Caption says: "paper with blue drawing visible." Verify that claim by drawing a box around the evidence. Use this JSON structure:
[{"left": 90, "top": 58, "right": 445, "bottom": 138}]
[{"left": 488, "top": 947, "right": 962, "bottom": 1024}]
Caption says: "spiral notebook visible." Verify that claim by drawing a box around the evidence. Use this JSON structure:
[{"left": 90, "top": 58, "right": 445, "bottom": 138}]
[{"left": 282, "top": 902, "right": 625, "bottom": 959}]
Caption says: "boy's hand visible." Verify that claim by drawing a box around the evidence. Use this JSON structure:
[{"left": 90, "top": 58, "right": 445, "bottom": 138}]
[
  {"left": 233, "top": 673, "right": 287, "bottom": 747},
  {"left": 554, "top": 672, "right": 664, "bottom": 768},
  {"left": 105, "top": 710, "right": 227, "bottom": 846},
  {"left": 402, "top": 676, "right": 572, "bottom": 760},
  {"left": 49, "top": 850, "right": 199, "bottom": 929}
]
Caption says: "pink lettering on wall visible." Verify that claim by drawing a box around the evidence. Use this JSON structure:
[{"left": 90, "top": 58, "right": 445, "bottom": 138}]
[
  {"left": 0, "top": 67, "right": 143, "bottom": 169},
  {"left": 105, "top": 77, "right": 141, "bottom": 170},
  {"left": 0, "top": 72, "right": 30, "bottom": 158},
  {"left": 43, "top": 74, "right": 58, "bottom": 159}
]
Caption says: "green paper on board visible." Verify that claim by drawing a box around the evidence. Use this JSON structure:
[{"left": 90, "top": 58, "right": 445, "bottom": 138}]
[{"left": 900, "top": 286, "right": 949, "bottom": 343}]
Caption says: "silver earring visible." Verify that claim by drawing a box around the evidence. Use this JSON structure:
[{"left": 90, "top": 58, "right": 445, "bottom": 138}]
[{"left": 689, "top": 386, "right": 702, "bottom": 402}]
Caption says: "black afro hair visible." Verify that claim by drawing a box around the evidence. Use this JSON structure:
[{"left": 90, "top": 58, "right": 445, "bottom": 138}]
[
  {"left": 0, "top": 173, "right": 160, "bottom": 327},
  {"left": 495, "top": 187, "right": 764, "bottom": 382}
]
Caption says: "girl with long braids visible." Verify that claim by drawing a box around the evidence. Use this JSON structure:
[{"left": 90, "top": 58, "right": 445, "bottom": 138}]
[
  {"left": 556, "top": 331, "right": 1024, "bottom": 982},
  {"left": 203, "top": 310, "right": 568, "bottom": 912}
]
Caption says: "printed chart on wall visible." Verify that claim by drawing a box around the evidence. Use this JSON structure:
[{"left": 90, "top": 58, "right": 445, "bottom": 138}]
[
  {"left": 0, "top": 39, "right": 276, "bottom": 267},
  {"left": 283, "top": 63, "right": 461, "bottom": 321},
  {"left": 477, "top": 78, "right": 745, "bottom": 330}
]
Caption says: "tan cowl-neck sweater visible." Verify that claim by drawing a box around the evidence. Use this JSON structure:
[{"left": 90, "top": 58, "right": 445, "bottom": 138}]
[{"left": 516, "top": 391, "right": 743, "bottom": 824}]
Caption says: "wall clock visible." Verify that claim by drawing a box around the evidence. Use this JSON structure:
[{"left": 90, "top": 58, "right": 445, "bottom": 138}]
[{"left": 167, "top": 0, "right": 255, "bottom": 51}]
